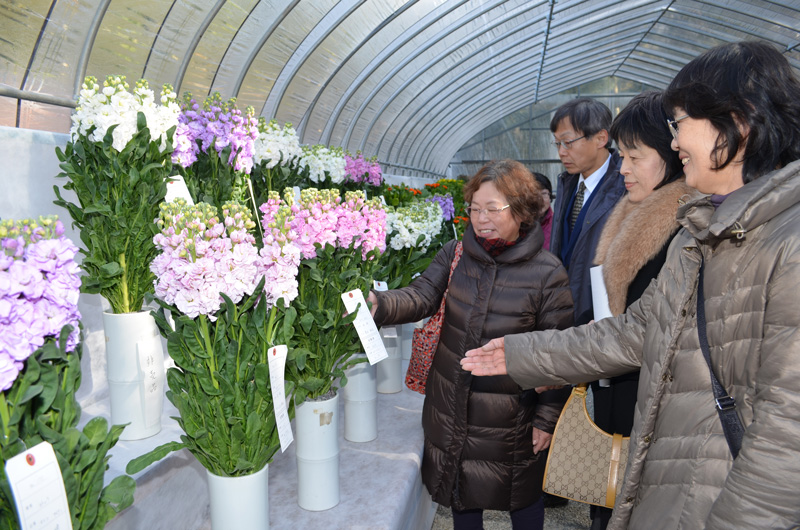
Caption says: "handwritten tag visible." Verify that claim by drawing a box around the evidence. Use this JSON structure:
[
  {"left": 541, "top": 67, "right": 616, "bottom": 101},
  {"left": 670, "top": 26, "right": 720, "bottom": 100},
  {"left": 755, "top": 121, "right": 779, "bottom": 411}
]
[
  {"left": 379, "top": 195, "right": 387, "bottom": 205},
  {"left": 164, "top": 175, "right": 194, "bottom": 204},
  {"left": 372, "top": 281, "right": 397, "bottom": 339},
  {"left": 267, "top": 345, "right": 293, "bottom": 452},
  {"left": 341, "top": 289, "right": 388, "bottom": 365},
  {"left": 5, "top": 441, "right": 72, "bottom": 530},
  {"left": 292, "top": 186, "right": 301, "bottom": 203},
  {"left": 137, "top": 333, "right": 165, "bottom": 429}
]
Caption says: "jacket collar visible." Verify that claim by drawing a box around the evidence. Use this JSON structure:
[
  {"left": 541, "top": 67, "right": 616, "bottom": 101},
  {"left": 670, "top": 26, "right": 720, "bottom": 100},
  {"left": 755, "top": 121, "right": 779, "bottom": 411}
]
[
  {"left": 594, "top": 179, "right": 696, "bottom": 315},
  {"left": 463, "top": 223, "right": 543, "bottom": 265},
  {"left": 678, "top": 160, "right": 800, "bottom": 243}
]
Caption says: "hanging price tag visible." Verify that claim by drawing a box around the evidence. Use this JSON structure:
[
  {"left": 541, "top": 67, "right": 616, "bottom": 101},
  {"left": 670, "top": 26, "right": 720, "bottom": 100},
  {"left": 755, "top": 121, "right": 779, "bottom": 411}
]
[
  {"left": 5, "top": 441, "right": 73, "bottom": 530},
  {"left": 372, "top": 281, "right": 397, "bottom": 338},
  {"left": 164, "top": 175, "right": 194, "bottom": 204},
  {"left": 267, "top": 345, "right": 294, "bottom": 452},
  {"left": 342, "top": 289, "right": 388, "bottom": 365}
]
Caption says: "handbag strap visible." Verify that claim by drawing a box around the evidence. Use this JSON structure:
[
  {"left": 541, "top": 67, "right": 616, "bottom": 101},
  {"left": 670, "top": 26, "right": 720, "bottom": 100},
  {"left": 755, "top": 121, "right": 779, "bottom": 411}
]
[
  {"left": 696, "top": 256, "right": 745, "bottom": 458},
  {"left": 439, "top": 241, "right": 463, "bottom": 306}
]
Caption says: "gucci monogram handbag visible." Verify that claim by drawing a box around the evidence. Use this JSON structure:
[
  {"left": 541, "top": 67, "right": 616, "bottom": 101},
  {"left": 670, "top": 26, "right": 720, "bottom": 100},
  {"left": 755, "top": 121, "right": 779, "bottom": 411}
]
[
  {"left": 405, "top": 241, "right": 463, "bottom": 394},
  {"left": 542, "top": 384, "right": 629, "bottom": 508}
]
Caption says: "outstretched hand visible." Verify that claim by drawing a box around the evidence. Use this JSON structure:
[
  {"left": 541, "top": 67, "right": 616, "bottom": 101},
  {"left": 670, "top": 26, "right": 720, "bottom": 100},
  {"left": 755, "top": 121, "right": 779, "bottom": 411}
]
[
  {"left": 367, "top": 291, "right": 378, "bottom": 318},
  {"left": 460, "top": 337, "right": 508, "bottom": 376}
]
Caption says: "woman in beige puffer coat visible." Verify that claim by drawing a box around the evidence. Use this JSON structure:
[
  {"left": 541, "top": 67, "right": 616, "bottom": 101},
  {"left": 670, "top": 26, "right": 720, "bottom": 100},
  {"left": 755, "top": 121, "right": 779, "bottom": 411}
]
[{"left": 461, "top": 41, "right": 800, "bottom": 530}]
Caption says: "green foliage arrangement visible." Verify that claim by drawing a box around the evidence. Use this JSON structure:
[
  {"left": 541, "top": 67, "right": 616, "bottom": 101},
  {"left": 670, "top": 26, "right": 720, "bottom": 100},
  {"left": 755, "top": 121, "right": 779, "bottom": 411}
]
[
  {"left": 0, "top": 329, "right": 135, "bottom": 530},
  {"left": 53, "top": 112, "right": 174, "bottom": 314}
]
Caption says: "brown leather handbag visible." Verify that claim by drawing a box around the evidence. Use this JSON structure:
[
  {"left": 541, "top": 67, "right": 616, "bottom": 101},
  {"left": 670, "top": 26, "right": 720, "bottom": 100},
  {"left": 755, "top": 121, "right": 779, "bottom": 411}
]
[
  {"left": 405, "top": 241, "right": 463, "bottom": 394},
  {"left": 542, "top": 384, "right": 630, "bottom": 508}
]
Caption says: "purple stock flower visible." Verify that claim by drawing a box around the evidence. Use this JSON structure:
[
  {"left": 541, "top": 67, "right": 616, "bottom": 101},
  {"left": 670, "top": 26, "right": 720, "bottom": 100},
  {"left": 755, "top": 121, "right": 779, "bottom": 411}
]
[{"left": 426, "top": 194, "right": 455, "bottom": 221}]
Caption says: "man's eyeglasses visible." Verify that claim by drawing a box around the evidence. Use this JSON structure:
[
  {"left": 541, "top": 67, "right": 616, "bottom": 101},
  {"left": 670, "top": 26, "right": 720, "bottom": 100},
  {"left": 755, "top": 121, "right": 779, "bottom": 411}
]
[
  {"left": 551, "top": 135, "right": 586, "bottom": 150},
  {"left": 466, "top": 205, "right": 511, "bottom": 217},
  {"left": 667, "top": 115, "right": 689, "bottom": 139}
]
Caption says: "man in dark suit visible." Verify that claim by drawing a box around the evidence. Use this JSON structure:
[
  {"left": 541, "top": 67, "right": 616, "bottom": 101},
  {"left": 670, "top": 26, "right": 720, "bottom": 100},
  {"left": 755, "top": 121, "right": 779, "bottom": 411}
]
[{"left": 549, "top": 98, "right": 625, "bottom": 327}]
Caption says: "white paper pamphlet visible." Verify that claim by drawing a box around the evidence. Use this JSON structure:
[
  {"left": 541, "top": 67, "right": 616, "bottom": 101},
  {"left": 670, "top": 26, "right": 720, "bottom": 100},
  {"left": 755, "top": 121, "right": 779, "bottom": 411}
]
[
  {"left": 267, "top": 345, "right": 294, "bottom": 452},
  {"left": 590, "top": 265, "right": 612, "bottom": 387},
  {"left": 341, "top": 289, "right": 388, "bottom": 365},
  {"left": 5, "top": 441, "right": 73, "bottom": 530}
]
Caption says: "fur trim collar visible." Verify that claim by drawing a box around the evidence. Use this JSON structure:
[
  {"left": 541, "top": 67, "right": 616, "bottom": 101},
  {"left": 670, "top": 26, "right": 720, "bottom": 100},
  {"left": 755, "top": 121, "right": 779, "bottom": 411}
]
[{"left": 594, "top": 179, "right": 695, "bottom": 315}]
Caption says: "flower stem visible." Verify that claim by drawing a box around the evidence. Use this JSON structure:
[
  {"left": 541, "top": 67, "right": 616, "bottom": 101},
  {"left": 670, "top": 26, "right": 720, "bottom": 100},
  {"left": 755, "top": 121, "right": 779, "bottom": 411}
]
[
  {"left": 198, "top": 315, "right": 219, "bottom": 389},
  {"left": 119, "top": 252, "right": 130, "bottom": 313},
  {"left": 0, "top": 392, "right": 10, "bottom": 446}
]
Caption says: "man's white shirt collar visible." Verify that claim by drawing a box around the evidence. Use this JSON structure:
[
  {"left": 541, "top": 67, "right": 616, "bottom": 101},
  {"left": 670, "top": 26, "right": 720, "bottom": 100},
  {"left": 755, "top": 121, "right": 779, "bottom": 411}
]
[{"left": 578, "top": 153, "right": 611, "bottom": 202}]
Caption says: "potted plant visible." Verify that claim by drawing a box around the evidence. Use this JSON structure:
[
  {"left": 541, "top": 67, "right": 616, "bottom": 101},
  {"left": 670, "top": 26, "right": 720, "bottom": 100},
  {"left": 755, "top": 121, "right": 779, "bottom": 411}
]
[
  {"left": 53, "top": 75, "right": 180, "bottom": 440},
  {"left": 125, "top": 200, "right": 300, "bottom": 530},
  {"left": 263, "top": 187, "right": 386, "bottom": 510},
  {"left": 0, "top": 216, "right": 135, "bottom": 529}
]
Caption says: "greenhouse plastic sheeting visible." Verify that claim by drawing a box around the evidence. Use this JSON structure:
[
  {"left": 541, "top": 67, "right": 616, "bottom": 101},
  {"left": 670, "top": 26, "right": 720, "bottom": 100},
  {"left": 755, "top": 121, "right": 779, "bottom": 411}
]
[{"left": 2, "top": 0, "right": 799, "bottom": 177}]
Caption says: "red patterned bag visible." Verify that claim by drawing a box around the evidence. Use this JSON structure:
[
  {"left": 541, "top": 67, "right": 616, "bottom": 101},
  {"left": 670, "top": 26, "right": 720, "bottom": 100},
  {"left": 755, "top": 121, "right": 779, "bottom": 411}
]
[{"left": 405, "top": 241, "right": 463, "bottom": 394}]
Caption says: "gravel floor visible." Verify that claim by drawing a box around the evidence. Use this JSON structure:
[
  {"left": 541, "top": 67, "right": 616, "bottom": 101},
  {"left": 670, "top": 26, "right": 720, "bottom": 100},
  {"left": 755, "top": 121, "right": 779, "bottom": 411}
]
[{"left": 430, "top": 501, "right": 591, "bottom": 529}]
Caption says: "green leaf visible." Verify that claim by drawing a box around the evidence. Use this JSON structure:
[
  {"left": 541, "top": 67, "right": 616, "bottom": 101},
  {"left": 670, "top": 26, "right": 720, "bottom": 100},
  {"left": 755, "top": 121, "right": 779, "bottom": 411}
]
[
  {"left": 125, "top": 441, "right": 187, "bottom": 474},
  {"left": 83, "top": 416, "right": 111, "bottom": 446}
]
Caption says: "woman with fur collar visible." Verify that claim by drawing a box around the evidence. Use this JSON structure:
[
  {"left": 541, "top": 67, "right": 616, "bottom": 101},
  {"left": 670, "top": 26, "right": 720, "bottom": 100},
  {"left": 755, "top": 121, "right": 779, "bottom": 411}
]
[{"left": 588, "top": 91, "right": 693, "bottom": 530}]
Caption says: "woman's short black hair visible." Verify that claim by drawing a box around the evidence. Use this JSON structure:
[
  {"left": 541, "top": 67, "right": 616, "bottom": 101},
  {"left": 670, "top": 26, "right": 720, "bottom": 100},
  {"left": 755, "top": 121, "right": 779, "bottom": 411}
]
[
  {"left": 610, "top": 90, "right": 682, "bottom": 189},
  {"left": 664, "top": 40, "right": 800, "bottom": 183},
  {"left": 532, "top": 172, "right": 552, "bottom": 195}
]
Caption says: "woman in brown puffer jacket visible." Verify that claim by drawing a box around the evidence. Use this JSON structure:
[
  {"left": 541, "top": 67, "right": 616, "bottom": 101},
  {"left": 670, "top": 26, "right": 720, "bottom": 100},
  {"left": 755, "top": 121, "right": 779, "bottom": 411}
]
[{"left": 368, "top": 159, "right": 573, "bottom": 530}]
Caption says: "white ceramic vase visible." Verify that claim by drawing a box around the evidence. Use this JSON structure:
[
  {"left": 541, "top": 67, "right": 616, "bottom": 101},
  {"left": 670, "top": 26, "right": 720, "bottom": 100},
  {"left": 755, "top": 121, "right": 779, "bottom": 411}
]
[
  {"left": 377, "top": 327, "right": 403, "bottom": 393},
  {"left": 342, "top": 353, "right": 377, "bottom": 442},
  {"left": 206, "top": 464, "right": 269, "bottom": 530},
  {"left": 400, "top": 321, "right": 415, "bottom": 360},
  {"left": 103, "top": 311, "right": 164, "bottom": 440},
  {"left": 295, "top": 392, "right": 340, "bottom": 511}
]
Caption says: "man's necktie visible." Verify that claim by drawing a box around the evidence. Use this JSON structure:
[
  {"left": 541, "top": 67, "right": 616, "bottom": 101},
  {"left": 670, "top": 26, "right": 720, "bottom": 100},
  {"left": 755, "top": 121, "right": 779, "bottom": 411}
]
[{"left": 569, "top": 181, "right": 586, "bottom": 231}]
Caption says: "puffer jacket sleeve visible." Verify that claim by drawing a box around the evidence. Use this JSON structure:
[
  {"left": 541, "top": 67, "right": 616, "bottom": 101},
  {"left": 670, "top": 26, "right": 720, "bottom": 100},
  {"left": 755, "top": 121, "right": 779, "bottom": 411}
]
[
  {"left": 704, "top": 246, "right": 800, "bottom": 529},
  {"left": 372, "top": 240, "right": 456, "bottom": 328},
  {"left": 529, "top": 263, "right": 574, "bottom": 433},
  {"left": 504, "top": 273, "right": 652, "bottom": 390}
]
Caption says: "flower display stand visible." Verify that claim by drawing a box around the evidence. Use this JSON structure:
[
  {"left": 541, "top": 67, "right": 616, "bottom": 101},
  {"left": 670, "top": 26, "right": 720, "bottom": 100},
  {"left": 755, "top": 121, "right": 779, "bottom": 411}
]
[
  {"left": 295, "top": 392, "right": 340, "bottom": 511},
  {"left": 103, "top": 311, "right": 164, "bottom": 440},
  {"left": 206, "top": 465, "right": 269, "bottom": 530},
  {"left": 342, "top": 353, "right": 378, "bottom": 442}
]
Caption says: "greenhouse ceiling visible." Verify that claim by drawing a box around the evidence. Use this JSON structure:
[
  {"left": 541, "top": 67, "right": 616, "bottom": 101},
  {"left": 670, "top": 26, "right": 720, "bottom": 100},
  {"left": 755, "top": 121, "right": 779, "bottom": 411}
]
[{"left": 2, "top": 0, "right": 799, "bottom": 177}]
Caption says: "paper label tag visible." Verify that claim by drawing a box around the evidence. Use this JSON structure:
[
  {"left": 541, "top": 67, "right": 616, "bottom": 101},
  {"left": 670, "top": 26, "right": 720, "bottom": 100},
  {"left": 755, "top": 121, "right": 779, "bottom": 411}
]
[
  {"left": 5, "top": 441, "right": 73, "bottom": 530},
  {"left": 165, "top": 175, "right": 194, "bottom": 204},
  {"left": 371, "top": 281, "right": 398, "bottom": 338},
  {"left": 267, "top": 345, "right": 294, "bottom": 452},
  {"left": 379, "top": 195, "right": 387, "bottom": 205},
  {"left": 292, "top": 186, "right": 301, "bottom": 203},
  {"left": 137, "top": 334, "right": 165, "bottom": 429},
  {"left": 341, "top": 289, "right": 388, "bottom": 365}
]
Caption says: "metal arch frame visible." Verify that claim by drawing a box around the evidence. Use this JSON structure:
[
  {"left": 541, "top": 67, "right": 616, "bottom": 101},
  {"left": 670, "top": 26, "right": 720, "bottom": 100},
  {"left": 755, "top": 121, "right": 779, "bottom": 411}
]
[
  {"left": 231, "top": 0, "right": 301, "bottom": 97},
  {"left": 259, "top": 0, "right": 366, "bottom": 119},
  {"left": 390, "top": 48, "right": 544, "bottom": 165},
  {"left": 142, "top": 0, "right": 180, "bottom": 80},
  {"left": 676, "top": 0, "right": 799, "bottom": 31},
  {"left": 611, "top": 0, "right": 676, "bottom": 78},
  {"left": 419, "top": 83, "right": 545, "bottom": 173},
  {"left": 16, "top": 0, "right": 58, "bottom": 126},
  {"left": 339, "top": 0, "right": 531, "bottom": 149},
  {"left": 415, "top": 55, "right": 634, "bottom": 171},
  {"left": 381, "top": 15, "right": 550, "bottom": 161},
  {"left": 173, "top": 0, "right": 227, "bottom": 91},
  {"left": 660, "top": 7, "right": 784, "bottom": 42},
  {"left": 351, "top": 1, "right": 549, "bottom": 152},
  {"left": 406, "top": 35, "right": 640, "bottom": 168},
  {"left": 295, "top": 0, "right": 420, "bottom": 139},
  {"left": 208, "top": 0, "right": 264, "bottom": 96},
  {"left": 315, "top": 0, "right": 483, "bottom": 145},
  {"left": 371, "top": 0, "right": 658, "bottom": 164},
  {"left": 73, "top": 0, "right": 113, "bottom": 98},
  {"left": 532, "top": 0, "right": 556, "bottom": 101}
]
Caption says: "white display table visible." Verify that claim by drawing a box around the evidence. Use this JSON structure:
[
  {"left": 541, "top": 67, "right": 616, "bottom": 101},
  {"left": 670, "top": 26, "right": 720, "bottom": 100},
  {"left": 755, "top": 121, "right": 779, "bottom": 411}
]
[{"left": 86, "top": 370, "right": 434, "bottom": 530}]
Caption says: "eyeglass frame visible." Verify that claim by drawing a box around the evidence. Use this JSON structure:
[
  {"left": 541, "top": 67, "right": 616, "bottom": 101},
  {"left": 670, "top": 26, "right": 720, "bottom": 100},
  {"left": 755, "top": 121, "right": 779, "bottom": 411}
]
[
  {"left": 667, "top": 115, "right": 689, "bottom": 139},
  {"left": 465, "top": 204, "right": 511, "bottom": 217},
  {"left": 551, "top": 135, "right": 587, "bottom": 150}
]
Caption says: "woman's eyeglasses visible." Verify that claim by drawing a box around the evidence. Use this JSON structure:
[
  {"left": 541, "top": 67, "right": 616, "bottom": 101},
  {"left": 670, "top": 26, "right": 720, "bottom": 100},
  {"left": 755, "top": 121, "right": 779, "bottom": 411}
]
[
  {"left": 466, "top": 205, "right": 511, "bottom": 217},
  {"left": 667, "top": 115, "right": 689, "bottom": 139}
]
